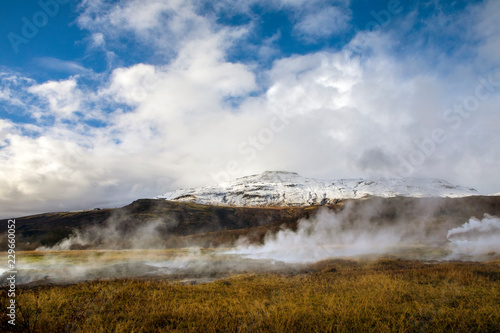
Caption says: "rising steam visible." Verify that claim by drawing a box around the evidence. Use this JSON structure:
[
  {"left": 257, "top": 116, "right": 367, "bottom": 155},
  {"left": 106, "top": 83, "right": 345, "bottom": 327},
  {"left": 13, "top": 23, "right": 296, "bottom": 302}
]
[
  {"left": 37, "top": 216, "right": 167, "bottom": 251},
  {"left": 447, "top": 214, "right": 500, "bottom": 257},
  {"left": 228, "top": 205, "right": 406, "bottom": 263},
  {"left": 37, "top": 210, "right": 170, "bottom": 251},
  {"left": 11, "top": 200, "right": 497, "bottom": 285},
  {"left": 230, "top": 205, "right": 500, "bottom": 263}
]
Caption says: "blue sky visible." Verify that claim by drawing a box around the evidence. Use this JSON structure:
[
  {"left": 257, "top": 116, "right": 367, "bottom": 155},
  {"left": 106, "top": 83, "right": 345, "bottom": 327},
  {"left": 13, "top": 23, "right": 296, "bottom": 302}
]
[{"left": 1, "top": 0, "right": 499, "bottom": 217}]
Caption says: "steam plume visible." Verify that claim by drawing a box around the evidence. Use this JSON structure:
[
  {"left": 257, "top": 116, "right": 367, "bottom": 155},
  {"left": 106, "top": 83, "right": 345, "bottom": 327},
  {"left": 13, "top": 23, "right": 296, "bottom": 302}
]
[
  {"left": 228, "top": 205, "right": 405, "bottom": 263},
  {"left": 447, "top": 214, "right": 500, "bottom": 257}
]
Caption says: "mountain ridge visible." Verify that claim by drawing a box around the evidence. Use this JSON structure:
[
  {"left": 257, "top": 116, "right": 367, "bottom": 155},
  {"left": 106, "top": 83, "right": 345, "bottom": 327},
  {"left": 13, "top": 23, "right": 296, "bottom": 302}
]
[{"left": 156, "top": 171, "right": 479, "bottom": 207}]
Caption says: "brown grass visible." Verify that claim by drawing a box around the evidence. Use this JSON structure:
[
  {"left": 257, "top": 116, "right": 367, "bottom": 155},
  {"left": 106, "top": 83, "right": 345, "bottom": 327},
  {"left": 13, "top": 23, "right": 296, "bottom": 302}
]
[{"left": 2, "top": 258, "right": 500, "bottom": 332}]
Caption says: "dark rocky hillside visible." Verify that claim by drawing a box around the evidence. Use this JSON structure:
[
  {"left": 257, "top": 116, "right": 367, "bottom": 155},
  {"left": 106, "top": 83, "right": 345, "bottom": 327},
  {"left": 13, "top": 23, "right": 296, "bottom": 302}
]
[
  {"left": 0, "top": 199, "right": 318, "bottom": 250},
  {"left": 1, "top": 196, "right": 499, "bottom": 250}
]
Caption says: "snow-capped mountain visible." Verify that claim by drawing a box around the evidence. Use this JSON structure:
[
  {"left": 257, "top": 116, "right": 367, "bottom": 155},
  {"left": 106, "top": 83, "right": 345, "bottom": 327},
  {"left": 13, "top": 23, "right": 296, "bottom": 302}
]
[{"left": 156, "top": 171, "right": 479, "bottom": 207}]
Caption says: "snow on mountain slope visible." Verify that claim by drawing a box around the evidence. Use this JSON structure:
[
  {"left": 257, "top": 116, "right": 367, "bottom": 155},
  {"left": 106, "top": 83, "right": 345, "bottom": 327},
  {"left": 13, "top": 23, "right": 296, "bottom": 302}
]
[{"left": 156, "top": 171, "right": 479, "bottom": 207}]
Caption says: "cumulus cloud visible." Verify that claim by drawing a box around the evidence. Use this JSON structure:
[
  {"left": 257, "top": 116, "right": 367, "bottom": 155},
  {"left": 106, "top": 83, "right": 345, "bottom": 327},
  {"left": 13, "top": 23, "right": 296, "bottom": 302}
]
[
  {"left": 77, "top": 0, "right": 215, "bottom": 56},
  {"left": 104, "top": 63, "right": 158, "bottom": 105},
  {"left": 90, "top": 32, "right": 105, "bottom": 48},
  {"left": 28, "top": 79, "right": 83, "bottom": 119},
  {"left": 0, "top": 72, "right": 35, "bottom": 109}
]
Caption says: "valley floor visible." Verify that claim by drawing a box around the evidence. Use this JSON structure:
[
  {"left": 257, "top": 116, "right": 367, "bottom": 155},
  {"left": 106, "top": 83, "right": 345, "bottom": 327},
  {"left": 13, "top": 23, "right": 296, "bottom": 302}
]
[{"left": 2, "top": 257, "right": 500, "bottom": 332}]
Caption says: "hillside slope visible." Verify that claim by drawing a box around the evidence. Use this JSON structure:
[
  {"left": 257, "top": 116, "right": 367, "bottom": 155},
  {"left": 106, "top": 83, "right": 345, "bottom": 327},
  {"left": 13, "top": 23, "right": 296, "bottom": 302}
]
[
  {"left": 0, "top": 200, "right": 315, "bottom": 250},
  {"left": 1, "top": 196, "right": 499, "bottom": 251}
]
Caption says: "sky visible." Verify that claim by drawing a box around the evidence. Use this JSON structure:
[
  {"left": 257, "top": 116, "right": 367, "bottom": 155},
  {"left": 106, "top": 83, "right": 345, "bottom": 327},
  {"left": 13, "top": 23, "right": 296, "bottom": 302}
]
[{"left": 0, "top": 0, "right": 499, "bottom": 218}]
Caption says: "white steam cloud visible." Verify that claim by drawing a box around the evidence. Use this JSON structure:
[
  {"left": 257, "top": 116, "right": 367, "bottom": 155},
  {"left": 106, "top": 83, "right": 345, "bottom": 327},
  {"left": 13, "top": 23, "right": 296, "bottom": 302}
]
[
  {"left": 230, "top": 208, "right": 500, "bottom": 263},
  {"left": 447, "top": 214, "right": 500, "bottom": 257},
  {"left": 38, "top": 218, "right": 166, "bottom": 251},
  {"left": 229, "top": 206, "right": 404, "bottom": 263},
  {"left": 4, "top": 206, "right": 499, "bottom": 285}
]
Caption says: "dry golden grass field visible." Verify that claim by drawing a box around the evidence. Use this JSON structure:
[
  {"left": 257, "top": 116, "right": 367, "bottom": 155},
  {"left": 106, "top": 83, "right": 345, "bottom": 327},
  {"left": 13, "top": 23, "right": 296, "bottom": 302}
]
[{"left": 2, "top": 254, "right": 500, "bottom": 333}]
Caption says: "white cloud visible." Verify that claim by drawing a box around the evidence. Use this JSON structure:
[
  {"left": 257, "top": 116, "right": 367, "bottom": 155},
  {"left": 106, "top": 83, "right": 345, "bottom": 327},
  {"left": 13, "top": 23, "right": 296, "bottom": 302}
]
[
  {"left": 91, "top": 32, "right": 105, "bottom": 48},
  {"left": 473, "top": 0, "right": 500, "bottom": 67},
  {"left": 0, "top": 72, "right": 34, "bottom": 109},
  {"left": 266, "top": 51, "right": 362, "bottom": 114},
  {"left": 172, "top": 34, "right": 257, "bottom": 96},
  {"left": 28, "top": 79, "right": 83, "bottom": 119},
  {"left": 0, "top": 119, "right": 14, "bottom": 146},
  {"left": 294, "top": 6, "right": 351, "bottom": 40},
  {"left": 77, "top": 0, "right": 214, "bottom": 55},
  {"left": 34, "top": 58, "right": 90, "bottom": 75},
  {"left": 104, "top": 63, "right": 158, "bottom": 105}
]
